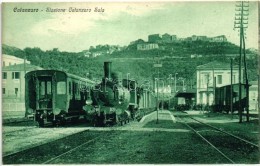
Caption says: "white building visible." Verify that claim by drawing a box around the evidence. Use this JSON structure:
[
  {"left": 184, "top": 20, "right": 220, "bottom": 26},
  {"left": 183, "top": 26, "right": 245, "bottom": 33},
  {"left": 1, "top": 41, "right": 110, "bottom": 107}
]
[
  {"left": 137, "top": 43, "right": 159, "bottom": 51},
  {"left": 2, "top": 54, "right": 30, "bottom": 67},
  {"left": 196, "top": 61, "right": 242, "bottom": 105},
  {"left": 2, "top": 63, "right": 43, "bottom": 100},
  {"left": 2, "top": 55, "right": 43, "bottom": 117},
  {"left": 210, "top": 35, "right": 227, "bottom": 42},
  {"left": 249, "top": 81, "right": 258, "bottom": 113}
]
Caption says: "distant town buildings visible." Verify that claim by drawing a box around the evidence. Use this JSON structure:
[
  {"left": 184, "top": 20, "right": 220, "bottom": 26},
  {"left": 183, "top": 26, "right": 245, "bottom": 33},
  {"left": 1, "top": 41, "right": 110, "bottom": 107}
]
[
  {"left": 85, "top": 45, "right": 124, "bottom": 58},
  {"left": 129, "top": 34, "right": 228, "bottom": 51}
]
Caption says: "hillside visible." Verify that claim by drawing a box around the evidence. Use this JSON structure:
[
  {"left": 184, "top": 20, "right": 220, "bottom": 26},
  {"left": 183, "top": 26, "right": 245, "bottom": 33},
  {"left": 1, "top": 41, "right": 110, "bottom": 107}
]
[{"left": 2, "top": 42, "right": 258, "bottom": 87}]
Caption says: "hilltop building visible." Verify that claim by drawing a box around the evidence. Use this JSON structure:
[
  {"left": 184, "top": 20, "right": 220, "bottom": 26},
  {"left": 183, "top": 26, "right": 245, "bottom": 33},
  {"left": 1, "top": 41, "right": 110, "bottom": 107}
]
[
  {"left": 148, "top": 34, "right": 161, "bottom": 43},
  {"left": 210, "top": 35, "right": 227, "bottom": 42},
  {"left": 137, "top": 43, "right": 159, "bottom": 50},
  {"left": 171, "top": 35, "right": 177, "bottom": 41},
  {"left": 162, "top": 33, "right": 172, "bottom": 43},
  {"left": 191, "top": 35, "right": 208, "bottom": 41}
]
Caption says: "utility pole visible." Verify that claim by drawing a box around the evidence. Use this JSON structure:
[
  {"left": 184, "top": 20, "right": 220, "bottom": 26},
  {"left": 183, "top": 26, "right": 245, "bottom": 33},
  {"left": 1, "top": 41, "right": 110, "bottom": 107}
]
[
  {"left": 175, "top": 73, "right": 178, "bottom": 92},
  {"left": 234, "top": 1, "right": 249, "bottom": 123},
  {"left": 206, "top": 74, "right": 209, "bottom": 116},
  {"left": 230, "top": 58, "right": 233, "bottom": 119},
  {"left": 154, "top": 58, "right": 162, "bottom": 124}
]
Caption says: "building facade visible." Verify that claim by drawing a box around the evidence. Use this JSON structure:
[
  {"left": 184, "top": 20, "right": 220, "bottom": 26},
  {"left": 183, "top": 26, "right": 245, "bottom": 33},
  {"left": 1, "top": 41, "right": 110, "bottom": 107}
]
[
  {"left": 2, "top": 64, "right": 43, "bottom": 100},
  {"left": 148, "top": 34, "right": 161, "bottom": 43},
  {"left": 162, "top": 33, "right": 172, "bottom": 43},
  {"left": 210, "top": 35, "right": 227, "bottom": 42},
  {"left": 196, "top": 61, "right": 242, "bottom": 105},
  {"left": 249, "top": 81, "right": 258, "bottom": 113},
  {"left": 137, "top": 43, "right": 159, "bottom": 50},
  {"left": 2, "top": 63, "right": 43, "bottom": 115}
]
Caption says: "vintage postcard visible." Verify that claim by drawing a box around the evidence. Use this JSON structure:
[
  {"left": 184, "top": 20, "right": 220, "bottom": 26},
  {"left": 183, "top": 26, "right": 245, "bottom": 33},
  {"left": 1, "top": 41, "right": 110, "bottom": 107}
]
[{"left": 1, "top": 1, "right": 259, "bottom": 164}]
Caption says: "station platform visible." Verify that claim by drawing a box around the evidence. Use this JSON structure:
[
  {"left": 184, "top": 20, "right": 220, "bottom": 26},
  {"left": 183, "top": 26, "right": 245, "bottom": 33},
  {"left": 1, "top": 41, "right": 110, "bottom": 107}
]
[{"left": 140, "top": 110, "right": 176, "bottom": 124}]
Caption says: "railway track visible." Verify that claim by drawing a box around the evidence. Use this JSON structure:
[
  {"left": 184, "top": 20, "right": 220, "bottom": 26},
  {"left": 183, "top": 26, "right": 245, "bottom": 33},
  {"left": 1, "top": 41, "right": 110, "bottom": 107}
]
[
  {"left": 177, "top": 116, "right": 259, "bottom": 164},
  {"left": 3, "top": 129, "right": 100, "bottom": 164},
  {"left": 3, "top": 118, "right": 34, "bottom": 125},
  {"left": 42, "top": 135, "right": 101, "bottom": 164}
]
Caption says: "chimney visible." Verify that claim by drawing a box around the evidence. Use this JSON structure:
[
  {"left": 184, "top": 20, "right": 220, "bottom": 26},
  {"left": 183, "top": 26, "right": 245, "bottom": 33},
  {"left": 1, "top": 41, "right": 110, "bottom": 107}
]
[{"left": 104, "top": 61, "right": 112, "bottom": 79}]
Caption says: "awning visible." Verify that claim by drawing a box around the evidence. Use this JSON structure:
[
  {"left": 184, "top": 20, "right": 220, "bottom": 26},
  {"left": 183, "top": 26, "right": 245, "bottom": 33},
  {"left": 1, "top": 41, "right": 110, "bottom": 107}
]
[{"left": 175, "top": 90, "right": 196, "bottom": 98}]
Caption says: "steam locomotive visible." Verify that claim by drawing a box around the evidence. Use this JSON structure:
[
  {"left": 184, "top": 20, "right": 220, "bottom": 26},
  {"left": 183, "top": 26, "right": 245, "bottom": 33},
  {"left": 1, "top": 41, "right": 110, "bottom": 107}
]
[
  {"left": 25, "top": 62, "right": 156, "bottom": 127},
  {"left": 83, "top": 62, "right": 156, "bottom": 126}
]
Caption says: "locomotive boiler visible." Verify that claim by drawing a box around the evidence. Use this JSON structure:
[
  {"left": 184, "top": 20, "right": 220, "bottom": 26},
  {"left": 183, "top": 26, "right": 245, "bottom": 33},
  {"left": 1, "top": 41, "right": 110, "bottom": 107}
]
[{"left": 84, "top": 62, "right": 132, "bottom": 126}]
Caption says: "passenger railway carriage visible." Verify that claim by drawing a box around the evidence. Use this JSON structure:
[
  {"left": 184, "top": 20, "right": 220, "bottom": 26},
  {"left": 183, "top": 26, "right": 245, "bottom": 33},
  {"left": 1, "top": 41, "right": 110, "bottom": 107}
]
[{"left": 25, "top": 70, "right": 95, "bottom": 127}]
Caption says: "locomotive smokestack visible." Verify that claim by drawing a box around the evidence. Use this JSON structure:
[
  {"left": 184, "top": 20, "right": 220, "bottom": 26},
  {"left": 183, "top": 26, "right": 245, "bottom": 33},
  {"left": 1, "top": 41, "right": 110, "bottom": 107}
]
[{"left": 104, "top": 61, "right": 112, "bottom": 79}]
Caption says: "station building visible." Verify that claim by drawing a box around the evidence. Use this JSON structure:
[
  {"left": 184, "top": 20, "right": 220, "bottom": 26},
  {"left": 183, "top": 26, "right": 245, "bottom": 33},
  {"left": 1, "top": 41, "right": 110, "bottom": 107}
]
[
  {"left": 196, "top": 61, "right": 242, "bottom": 105},
  {"left": 249, "top": 81, "right": 258, "bottom": 113},
  {"left": 2, "top": 54, "right": 30, "bottom": 67},
  {"left": 2, "top": 54, "right": 43, "bottom": 118}
]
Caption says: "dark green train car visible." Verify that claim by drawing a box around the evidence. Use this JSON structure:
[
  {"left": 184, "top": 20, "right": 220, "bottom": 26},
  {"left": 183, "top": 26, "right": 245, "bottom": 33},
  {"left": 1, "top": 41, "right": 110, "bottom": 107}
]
[
  {"left": 25, "top": 70, "right": 95, "bottom": 127},
  {"left": 214, "top": 83, "right": 248, "bottom": 113}
]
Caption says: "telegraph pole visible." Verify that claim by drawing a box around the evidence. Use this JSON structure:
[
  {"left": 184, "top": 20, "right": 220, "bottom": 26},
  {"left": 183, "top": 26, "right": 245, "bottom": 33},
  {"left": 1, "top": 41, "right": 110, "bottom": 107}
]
[
  {"left": 230, "top": 58, "right": 233, "bottom": 119},
  {"left": 234, "top": 1, "right": 249, "bottom": 123},
  {"left": 154, "top": 58, "right": 162, "bottom": 124}
]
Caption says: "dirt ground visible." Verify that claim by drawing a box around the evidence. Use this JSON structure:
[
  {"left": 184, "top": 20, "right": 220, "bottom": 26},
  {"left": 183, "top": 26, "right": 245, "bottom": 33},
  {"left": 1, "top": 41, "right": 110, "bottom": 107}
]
[{"left": 3, "top": 110, "right": 259, "bottom": 164}]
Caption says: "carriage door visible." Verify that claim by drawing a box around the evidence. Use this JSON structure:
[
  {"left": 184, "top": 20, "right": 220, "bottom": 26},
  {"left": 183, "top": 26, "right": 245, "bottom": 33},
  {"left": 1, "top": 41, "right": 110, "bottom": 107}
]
[{"left": 38, "top": 77, "right": 53, "bottom": 109}]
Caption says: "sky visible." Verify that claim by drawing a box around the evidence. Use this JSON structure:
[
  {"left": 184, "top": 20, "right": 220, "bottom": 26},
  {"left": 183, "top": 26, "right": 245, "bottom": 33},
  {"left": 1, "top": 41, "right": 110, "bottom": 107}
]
[{"left": 2, "top": 1, "right": 258, "bottom": 52}]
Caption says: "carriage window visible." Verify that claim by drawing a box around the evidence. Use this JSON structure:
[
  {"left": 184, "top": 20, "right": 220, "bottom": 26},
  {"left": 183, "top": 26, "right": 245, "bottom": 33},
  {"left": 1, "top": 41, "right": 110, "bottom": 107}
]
[
  {"left": 40, "top": 82, "right": 45, "bottom": 95},
  {"left": 47, "top": 81, "right": 52, "bottom": 94},
  {"left": 69, "top": 82, "right": 72, "bottom": 94},
  {"left": 40, "top": 81, "right": 52, "bottom": 95},
  {"left": 57, "top": 81, "right": 66, "bottom": 94}
]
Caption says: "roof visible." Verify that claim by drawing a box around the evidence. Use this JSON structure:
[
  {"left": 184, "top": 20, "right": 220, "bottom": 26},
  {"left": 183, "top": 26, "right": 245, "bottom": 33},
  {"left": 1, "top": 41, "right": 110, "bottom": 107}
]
[
  {"left": 197, "top": 61, "right": 240, "bottom": 70},
  {"left": 26, "top": 69, "right": 96, "bottom": 84},
  {"left": 2, "top": 63, "right": 43, "bottom": 71},
  {"left": 175, "top": 89, "right": 196, "bottom": 98}
]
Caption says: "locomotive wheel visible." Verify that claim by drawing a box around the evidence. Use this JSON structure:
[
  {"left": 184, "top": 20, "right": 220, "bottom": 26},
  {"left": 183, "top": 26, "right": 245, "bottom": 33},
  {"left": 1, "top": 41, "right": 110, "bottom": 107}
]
[
  {"left": 71, "top": 117, "right": 79, "bottom": 124},
  {"left": 52, "top": 120, "right": 58, "bottom": 127},
  {"left": 38, "top": 119, "right": 44, "bottom": 128},
  {"left": 112, "top": 113, "right": 117, "bottom": 125}
]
